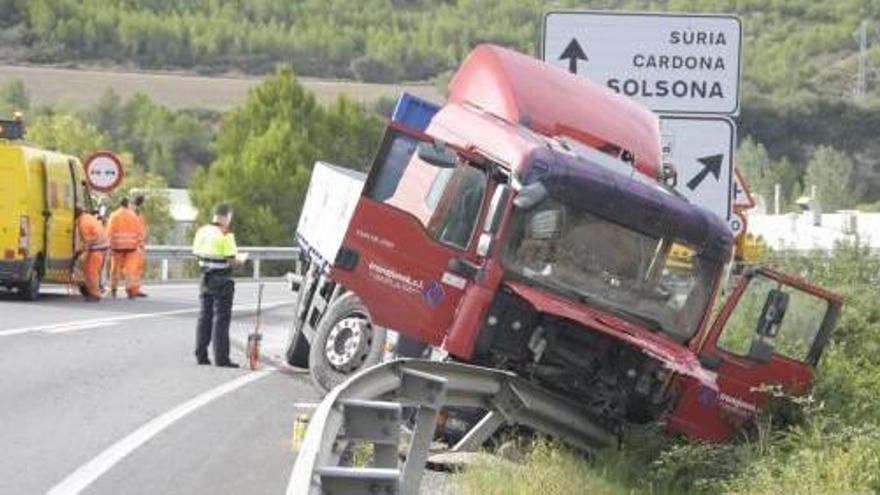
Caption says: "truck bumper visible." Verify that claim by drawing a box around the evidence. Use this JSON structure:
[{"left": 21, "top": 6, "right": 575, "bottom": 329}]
[{"left": 0, "top": 259, "right": 34, "bottom": 286}]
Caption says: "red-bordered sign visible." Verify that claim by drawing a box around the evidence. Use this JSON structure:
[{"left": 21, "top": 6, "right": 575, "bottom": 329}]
[
  {"left": 83, "top": 151, "right": 124, "bottom": 193},
  {"left": 732, "top": 168, "right": 755, "bottom": 211}
]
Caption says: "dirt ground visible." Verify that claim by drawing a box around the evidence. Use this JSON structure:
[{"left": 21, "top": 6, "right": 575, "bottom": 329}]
[{"left": 0, "top": 63, "right": 443, "bottom": 111}]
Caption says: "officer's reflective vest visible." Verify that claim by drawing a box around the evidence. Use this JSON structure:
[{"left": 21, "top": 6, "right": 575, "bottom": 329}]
[{"left": 192, "top": 223, "right": 237, "bottom": 270}]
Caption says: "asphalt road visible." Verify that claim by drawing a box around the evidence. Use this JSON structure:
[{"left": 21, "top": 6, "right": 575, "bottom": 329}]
[{"left": 0, "top": 280, "right": 321, "bottom": 495}]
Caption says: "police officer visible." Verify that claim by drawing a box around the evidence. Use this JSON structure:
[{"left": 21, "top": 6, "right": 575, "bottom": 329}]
[{"left": 192, "top": 203, "right": 241, "bottom": 367}]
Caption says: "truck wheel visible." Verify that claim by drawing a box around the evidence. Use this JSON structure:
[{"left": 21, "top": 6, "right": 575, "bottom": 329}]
[
  {"left": 309, "top": 292, "right": 386, "bottom": 393},
  {"left": 18, "top": 270, "right": 41, "bottom": 301}
]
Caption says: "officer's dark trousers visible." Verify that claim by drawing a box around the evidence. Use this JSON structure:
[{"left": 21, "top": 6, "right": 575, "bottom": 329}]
[{"left": 195, "top": 270, "right": 235, "bottom": 363}]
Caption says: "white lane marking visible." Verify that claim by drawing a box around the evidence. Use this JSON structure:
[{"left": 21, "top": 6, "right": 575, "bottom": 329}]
[
  {"left": 143, "top": 281, "right": 289, "bottom": 290},
  {"left": 44, "top": 322, "right": 117, "bottom": 334},
  {"left": 0, "top": 301, "right": 291, "bottom": 338},
  {"left": 47, "top": 368, "right": 275, "bottom": 495}
]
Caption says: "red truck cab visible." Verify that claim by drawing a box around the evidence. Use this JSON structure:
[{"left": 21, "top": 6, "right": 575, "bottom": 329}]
[{"left": 289, "top": 45, "right": 842, "bottom": 444}]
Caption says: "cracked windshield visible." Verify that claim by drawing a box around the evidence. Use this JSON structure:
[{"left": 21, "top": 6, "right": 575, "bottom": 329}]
[{"left": 503, "top": 197, "right": 717, "bottom": 341}]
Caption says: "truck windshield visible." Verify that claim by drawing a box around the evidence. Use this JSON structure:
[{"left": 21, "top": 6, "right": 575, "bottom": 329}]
[{"left": 502, "top": 197, "right": 719, "bottom": 342}]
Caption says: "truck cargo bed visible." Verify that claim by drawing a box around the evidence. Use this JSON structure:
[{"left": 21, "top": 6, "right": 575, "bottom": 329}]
[{"left": 296, "top": 161, "right": 366, "bottom": 267}]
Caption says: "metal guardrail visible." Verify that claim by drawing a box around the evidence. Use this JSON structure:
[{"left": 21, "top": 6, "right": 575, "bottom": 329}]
[
  {"left": 145, "top": 245, "right": 301, "bottom": 280},
  {"left": 287, "top": 358, "right": 614, "bottom": 495}
]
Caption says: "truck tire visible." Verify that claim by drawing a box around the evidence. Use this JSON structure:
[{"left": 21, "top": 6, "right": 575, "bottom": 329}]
[
  {"left": 18, "top": 270, "right": 41, "bottom": 301},
  {"left": 309, "top": 292, "right": 386, "bottom": 393}
]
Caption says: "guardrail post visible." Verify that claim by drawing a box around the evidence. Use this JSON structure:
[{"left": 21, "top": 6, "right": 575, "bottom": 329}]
[
  {"left": 161, "top": 259, "right": 169, "bottom": 281},
  {"left": 397, "top": 369, "right": 447, "bottom": 493},
  {"left": 253, "top": 258, "right": 261, "bottom": 280}
]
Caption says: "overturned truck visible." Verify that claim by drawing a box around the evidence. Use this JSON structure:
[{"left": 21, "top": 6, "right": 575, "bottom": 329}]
[{"left": 286, "top": 44, "right": 842, "bottom": 445}]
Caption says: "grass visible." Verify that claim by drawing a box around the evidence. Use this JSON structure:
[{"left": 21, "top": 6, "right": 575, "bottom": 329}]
[
  {"left": 457, "top": 439, "right": 632, "bottom": 495},
  {"left": 457, "top": 421, "right": 880, "bottom": 495}
]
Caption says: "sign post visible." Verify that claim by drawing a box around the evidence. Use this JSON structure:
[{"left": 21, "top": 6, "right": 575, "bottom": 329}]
[{"left": 542, "top": 11, "right": 742, "bottom": 115}]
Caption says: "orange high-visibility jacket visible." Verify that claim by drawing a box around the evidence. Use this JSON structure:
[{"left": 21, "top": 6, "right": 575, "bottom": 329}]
[
  {"left": 77, "top": 213, "right": 110, "bottom": 251},
  {"left": 107, "top": 207, "right": 145, "bottom": 251}
]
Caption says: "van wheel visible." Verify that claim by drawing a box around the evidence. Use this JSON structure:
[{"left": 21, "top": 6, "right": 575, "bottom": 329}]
[
  {"left": 18, "top": 271, "right": 41, "bottom": 301},
  {"left": 309, "top": 292, "right": 386, "bottom": 393}
]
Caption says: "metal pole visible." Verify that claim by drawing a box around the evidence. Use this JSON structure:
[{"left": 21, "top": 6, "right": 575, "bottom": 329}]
[
  {"left": 253, "top": 258, "right": 261, "bottom": 280},
  {"left": 774, "top": 183, "right": 781, "bottom": 215},
  {"left": 161, "top": 259, "right": 169, "bottom": 281}
]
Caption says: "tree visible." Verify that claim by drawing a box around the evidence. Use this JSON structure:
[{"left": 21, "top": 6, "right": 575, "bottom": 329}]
[
  {"left": 88, "top": 88, "right": 126, "bottom": 145},
  {"left": 0, "top": 79, "right": 30, "bottom": 115},
  {"left": 737, "top": 137, "right": 800, "bottom": 212},
  {"left": 803, "top": 145, "right": 861, "bottom": 212},
  {"left": 26, "top": 112, "right": 108, "bottom": 159},
  {"left": 190, "top": 66, "right": 382, "bottom": 246}
]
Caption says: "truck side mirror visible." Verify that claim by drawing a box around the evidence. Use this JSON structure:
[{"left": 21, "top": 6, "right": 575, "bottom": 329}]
[
  {"left": 513, "top": 181, "right": 548, "bottom": 210},
  {"left": 484, "top": 185, "right": 510, "bottom": 234},
  {"left": 756, "top": 288, "right": 789, "bottom": 338},
  {"left": 476, "top": 185, "right": 511, "bottom": 257},
  {"left": 417, "top": 141, "right": 458, "bottom": 169}
]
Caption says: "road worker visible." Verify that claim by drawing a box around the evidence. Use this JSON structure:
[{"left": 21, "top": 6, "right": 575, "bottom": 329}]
[
  {"left": 107, "top": 197, "right": 146, "bottom": 298},
  {"left": 131, "top": 194, "right": 149, "bottom": 297},
  {"left": 192, "top": 203, "right": 241, "bottom": 367},
  {"left": 75, "top": 207, "right": 109, "bottom": 302}
]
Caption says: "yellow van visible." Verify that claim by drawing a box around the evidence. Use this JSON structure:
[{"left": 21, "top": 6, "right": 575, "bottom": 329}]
[{"left": 0, "top": 118, "right": 93, "bottom": 300}]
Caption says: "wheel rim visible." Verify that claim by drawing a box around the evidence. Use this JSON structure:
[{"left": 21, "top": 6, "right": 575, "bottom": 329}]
[{"left": 324, "top": 315, "right": 371, "bottom": 373}]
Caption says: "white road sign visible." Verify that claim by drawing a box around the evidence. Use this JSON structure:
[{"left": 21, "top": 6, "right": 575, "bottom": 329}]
[
  {"left": 84, "top": 151, "right": 124, "bottom": 192},
  {"left": 542, "top": 11, "right": 742, "bottom": 115},
  {"left": 660, "top": 116, "right": 735, "bottom": 221}
]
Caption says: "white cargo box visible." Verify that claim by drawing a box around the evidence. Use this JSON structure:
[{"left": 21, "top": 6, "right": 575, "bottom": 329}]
[{"left": 296, "top": 161, "right": 366, "bottom": 265}]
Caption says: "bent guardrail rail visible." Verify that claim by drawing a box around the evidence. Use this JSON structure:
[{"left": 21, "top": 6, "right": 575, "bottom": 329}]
[
  {"left": 145, "top": 245, "right": 301, "bottom": 280},
  {"left": 287, "top": 358, "right": 614, "bottom": 495}
]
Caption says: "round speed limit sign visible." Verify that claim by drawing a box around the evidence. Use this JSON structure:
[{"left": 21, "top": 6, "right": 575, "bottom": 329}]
[
  {"left": 729, "top": 212, "right": 746, "bottom": 237},
  {"left": 83, "top": 151, "right": 124, "bottom": 192}
]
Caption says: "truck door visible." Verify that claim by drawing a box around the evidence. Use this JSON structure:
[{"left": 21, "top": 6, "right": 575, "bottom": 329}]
[
  {"left": 41, "top": 158, "right": 76, "bottom": 281},
  {"left": 668, "top": 267, "right": 842, "bottom": 441},
  {"left": 331, "top": 124, "right": 492, "bottom": 346}
]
